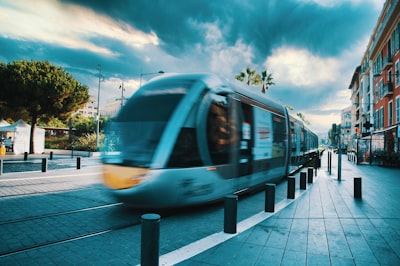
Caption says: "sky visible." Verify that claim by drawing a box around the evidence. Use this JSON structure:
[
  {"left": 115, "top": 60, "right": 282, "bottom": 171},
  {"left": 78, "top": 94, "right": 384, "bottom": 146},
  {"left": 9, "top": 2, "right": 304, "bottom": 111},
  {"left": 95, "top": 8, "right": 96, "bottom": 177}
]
[{"left": 0, "top": 0, "right": 386, "bottom": 136}]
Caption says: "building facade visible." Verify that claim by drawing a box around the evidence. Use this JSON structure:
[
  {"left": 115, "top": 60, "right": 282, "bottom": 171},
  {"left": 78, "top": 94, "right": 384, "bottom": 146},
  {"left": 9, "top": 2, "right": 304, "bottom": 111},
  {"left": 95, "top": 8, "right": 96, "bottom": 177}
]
[
  {"left": 350, "top": 0, "right": 400, "bottom": 164},
  {"left": 341, "top": 105, "right": 352, "bottom": 150}
]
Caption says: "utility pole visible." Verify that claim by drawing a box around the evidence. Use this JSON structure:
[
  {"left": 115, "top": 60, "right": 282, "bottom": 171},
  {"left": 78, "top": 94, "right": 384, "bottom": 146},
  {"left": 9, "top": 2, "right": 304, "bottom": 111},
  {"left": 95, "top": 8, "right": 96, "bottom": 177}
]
[
  {"left": 119, "top": 82, "right": 125, "bottom": 106},
  {"left": 96, "top": 64, "right": 103, "bottom": 151}
]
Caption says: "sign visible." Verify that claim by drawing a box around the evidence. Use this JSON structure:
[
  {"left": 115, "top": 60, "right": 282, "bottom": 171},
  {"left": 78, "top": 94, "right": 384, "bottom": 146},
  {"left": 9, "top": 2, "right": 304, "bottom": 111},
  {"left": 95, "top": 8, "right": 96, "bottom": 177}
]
[{"left": 253, "top": 107, "right": 273, "bottom": 160}]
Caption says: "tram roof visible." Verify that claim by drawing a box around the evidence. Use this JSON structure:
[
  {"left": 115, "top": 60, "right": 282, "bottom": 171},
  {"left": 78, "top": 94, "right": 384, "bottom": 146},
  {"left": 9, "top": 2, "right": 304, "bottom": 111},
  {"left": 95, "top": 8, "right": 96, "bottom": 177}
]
[{"left": 149, "top": 72, "right": 286, "bottom": 114}]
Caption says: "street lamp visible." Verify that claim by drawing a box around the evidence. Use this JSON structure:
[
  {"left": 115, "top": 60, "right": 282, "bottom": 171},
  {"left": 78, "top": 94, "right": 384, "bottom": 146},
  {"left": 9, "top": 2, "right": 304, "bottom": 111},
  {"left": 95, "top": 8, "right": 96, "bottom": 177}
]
[
  {"left": 119, "top": 82, "right": 125, "bottom": 106},
  {"left": 139, "top": 70, "right": 164, "bottom": 88},
  {"left": 96, "top": 64, "right": 104, "bottom": 151}
]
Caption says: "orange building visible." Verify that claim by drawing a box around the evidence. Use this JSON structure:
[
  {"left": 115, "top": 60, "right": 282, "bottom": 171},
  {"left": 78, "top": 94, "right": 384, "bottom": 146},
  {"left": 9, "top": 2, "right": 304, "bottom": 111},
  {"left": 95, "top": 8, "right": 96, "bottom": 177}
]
[{"left": 351, "top": 0, "right": 400, "bottom": 163}]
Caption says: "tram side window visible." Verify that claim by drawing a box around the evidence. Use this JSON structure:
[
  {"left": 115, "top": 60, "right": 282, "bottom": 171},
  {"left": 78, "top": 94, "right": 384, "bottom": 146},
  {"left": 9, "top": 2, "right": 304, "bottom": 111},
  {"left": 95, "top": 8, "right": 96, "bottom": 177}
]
[
  {"left": 272, "top": 114, "right": 286, "bottom": 158},
  {"left": 207, "top": 98, "right": 231, "bottom": 165}
]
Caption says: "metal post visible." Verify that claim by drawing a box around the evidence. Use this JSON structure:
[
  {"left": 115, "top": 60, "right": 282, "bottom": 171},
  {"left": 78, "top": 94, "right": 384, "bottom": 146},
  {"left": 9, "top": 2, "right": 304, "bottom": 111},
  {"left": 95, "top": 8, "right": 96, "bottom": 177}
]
[
  {"left": 287, "top": 176, "right": 295, "bottom": 199},
  {"left": 0, "top": 159, "right": 2, "bottom": 176},
  {"left": 328, "top": 151, "right": 332, "bottom": 175},
  {"left": 141, "top": 213, "right": 160, "bottom": 266},
  {"left": 307, "top": 167, "right": 313, "bottom": 184},
  {"left": 224, "top": 195, "right": 238, "bottom": 234},
  {"left": 24, "top": 152, "right": 28, "bottom": 161},
  {"left": 41, "top": 158, "right": 47, "bottom": 172},
  {"left": 300, "top": 172, "right": 307, "bottom": 190},
  {"left": 49, "top": 151, "right": 53, "bottom": 160},
  {"left": 354, "top": 177, "right": 362, "bottom": 199},
  {"left": 77, "top": 157, "right": 81, "bottom": 170},
  {"left": 338, "top": 134, "right": 342, "bottom": 181},
  {"left": 264, "top": 184, "right": 275, "bottom": 212}
]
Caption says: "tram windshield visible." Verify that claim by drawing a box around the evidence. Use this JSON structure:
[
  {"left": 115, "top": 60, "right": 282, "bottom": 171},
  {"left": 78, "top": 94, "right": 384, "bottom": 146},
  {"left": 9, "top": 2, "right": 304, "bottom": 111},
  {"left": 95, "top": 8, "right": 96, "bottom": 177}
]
[{"left": 102, "top": 80, "right": 193, "bottom": 167}]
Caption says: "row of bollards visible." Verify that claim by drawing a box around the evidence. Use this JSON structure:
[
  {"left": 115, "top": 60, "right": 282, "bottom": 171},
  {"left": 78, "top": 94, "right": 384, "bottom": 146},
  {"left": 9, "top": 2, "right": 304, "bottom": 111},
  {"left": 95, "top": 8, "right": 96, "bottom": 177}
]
[
  {"left": 0, "top": 156, "right": 82, "bottom": 175},
  {"left": 139, "top": 167, "right": 318, "bottom": 265},
  {"left": 41, "top": 157, "right": 81, "bottom": 172},
  {"left": 139, "top": 166, "right": 363, "bottom": 265}
]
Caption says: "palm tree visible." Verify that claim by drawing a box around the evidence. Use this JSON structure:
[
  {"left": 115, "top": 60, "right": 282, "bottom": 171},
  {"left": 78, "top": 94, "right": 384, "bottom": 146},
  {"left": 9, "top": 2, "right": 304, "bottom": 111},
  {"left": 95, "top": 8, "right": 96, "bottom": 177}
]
[{"left": 235, "top": 67, "right": 274, "bottom": 94}]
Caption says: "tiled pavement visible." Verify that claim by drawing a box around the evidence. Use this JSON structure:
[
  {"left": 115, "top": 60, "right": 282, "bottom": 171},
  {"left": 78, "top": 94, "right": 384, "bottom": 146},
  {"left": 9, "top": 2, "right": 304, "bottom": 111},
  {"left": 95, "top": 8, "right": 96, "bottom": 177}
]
[
  {"left": 176, "top": 153, "right": 400, "bottom": 265},
  {"left": 1, "top": 152, "right": 400, "bottom": 265}
]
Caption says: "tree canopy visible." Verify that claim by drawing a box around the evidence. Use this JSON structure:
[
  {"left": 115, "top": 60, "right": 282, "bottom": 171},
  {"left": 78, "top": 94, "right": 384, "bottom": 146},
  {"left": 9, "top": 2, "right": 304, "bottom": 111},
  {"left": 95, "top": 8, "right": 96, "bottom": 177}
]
[{"left": 0, "top": 60, "right": 90, "bottom": 153}]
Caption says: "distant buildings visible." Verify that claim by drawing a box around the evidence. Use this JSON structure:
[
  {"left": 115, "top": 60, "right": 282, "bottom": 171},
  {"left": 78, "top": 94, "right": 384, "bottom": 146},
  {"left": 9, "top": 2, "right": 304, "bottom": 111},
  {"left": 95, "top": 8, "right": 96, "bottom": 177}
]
[
  {"left": 76, "top": 96, "right": 123, "bottom": 119},
  {"left": 76, "top": 95, "right": 98, "bottom": 118},
  {"left": 347, "top": 0, "right": 400, "bottom": 163}
]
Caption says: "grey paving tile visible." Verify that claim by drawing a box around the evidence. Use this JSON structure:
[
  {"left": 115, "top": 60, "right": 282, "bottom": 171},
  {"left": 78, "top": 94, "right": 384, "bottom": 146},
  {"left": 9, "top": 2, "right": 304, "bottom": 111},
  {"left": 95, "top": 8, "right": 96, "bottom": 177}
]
[
  {"left": 368, "top": 239, "right": 400, "bottom": 265},
  {"left": 281, "top": 250, "right": 306, "bottom": 266},
  {"left": 346, "top": 236, "right": 378, "bottom": 264},
  {"left": 330, "top": 256, "right": 355, "bottom": 266},
  {"left": 290, "top": 218, "right": 309, "bottom": 233},
  {"left": 286, "top": 231, "right": 307, "bottom": 253},
  {"left": 245, "top": 225, "right": 271, "bottom": 246},
  {"left": 306, "top": 253, "right": 330, "bottom": 265},
  {"left": 255, "top": 247, "right": 284, "bottom": 265}
]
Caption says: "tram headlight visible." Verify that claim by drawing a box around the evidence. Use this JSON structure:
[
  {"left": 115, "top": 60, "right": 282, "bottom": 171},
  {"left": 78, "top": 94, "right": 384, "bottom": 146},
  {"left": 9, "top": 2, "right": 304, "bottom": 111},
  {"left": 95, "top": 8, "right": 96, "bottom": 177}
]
[{"left": 102, "top": 164, "right": 148, "bottom": 189}]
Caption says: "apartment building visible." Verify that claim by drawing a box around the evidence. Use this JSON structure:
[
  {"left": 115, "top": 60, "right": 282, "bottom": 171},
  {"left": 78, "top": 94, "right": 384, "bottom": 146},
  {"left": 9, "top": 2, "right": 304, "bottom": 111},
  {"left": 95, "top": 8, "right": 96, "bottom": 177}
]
[{"left": 350, "top": 0, "right": 400, "bottom": 161}]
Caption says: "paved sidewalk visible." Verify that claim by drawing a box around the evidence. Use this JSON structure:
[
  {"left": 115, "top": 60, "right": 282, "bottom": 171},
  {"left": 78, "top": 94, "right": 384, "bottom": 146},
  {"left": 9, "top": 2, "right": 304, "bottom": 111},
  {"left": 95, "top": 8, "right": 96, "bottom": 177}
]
[{"left": 174, "top": 153, "right": 400, "bottom": 265}]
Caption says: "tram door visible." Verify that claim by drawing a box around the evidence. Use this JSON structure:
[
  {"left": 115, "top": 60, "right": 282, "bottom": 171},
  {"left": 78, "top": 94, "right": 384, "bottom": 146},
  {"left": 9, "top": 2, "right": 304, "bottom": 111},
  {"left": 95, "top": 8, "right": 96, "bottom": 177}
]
[
  {"left": 231, "top": 98, "right": 253, "bottom": 177},
  {"left": 239, "top": 102, "right": 253, "bottom": 177}
]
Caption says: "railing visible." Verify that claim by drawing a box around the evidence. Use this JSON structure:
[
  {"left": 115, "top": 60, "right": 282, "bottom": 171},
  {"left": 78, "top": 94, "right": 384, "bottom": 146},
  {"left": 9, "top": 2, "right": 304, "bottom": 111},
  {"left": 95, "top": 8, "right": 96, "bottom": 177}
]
[{"left": 382, "top": 82, "right": 393, "bottom": 97}]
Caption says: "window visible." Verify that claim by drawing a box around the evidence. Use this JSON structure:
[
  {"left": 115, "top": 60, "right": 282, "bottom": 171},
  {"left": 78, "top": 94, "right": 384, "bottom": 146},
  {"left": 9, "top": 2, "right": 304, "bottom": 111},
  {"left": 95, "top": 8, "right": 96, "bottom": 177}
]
[
  {"left": 379, "top": 107, "right": 384, "bottom": 129},
  {"left": 388, "top": 101, "right": 393, "bottom": 126},
  {"left": 206, "top": 95, "right": 231, "bottom": 165}
]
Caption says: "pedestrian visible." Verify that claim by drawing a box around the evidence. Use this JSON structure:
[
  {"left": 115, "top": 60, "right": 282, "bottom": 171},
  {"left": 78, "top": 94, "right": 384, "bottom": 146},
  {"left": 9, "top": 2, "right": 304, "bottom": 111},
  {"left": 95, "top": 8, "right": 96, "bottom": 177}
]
[{"left": 5, "top": 136, "right": 13, "bottom": 152}]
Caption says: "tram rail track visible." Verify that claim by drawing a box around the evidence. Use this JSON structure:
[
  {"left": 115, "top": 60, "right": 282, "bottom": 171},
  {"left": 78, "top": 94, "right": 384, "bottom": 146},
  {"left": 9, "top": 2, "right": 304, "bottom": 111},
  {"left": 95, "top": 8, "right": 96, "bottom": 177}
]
[
  {"left": 0, "top": 201, "right": 141, "bottom": 257},
  {"left": 0, "top": 222, "right": 138, "bottom": 258},
  {"left": 0, "top": 202, "right": 123, "bottom": 226}
]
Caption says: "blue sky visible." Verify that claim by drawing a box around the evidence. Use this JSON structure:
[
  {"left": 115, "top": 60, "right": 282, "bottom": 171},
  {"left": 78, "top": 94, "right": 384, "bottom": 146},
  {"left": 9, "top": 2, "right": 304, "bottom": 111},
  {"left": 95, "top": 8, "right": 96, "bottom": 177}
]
[{"left": 0, "top": 0, "right": 385, "bottom": 135}]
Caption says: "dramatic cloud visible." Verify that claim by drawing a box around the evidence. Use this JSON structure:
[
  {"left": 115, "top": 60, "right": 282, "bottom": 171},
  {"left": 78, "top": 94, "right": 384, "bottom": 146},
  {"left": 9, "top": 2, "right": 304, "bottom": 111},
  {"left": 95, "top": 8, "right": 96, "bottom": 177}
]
[{"left": 0, "top": 0, "right": 385, "bottom": 134}]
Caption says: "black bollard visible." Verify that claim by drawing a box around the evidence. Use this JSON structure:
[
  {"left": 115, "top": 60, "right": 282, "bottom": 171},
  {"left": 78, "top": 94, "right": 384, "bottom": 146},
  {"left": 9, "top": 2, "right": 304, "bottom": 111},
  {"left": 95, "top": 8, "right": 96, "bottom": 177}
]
[
  {"left": 0, "top": 159, "right": 2, "bottom": 176},
  {"left": 265, "top": 184, "right": 276, "bottom": 212},
  {"left": 224, "top": 195, "right": 238, "bottom": 234},
  {"left": 328, "top": 151, "right": 332, "bottom": 174},
  {"left": 77, "top": 157, "right": 81, "bottom": 169},
  {"left": 354, "top": 177, "right": 362, "bottom": 199},
  {"left": 41, "top": 158, "right": 47, "bottom": 172},
  {"left": 307, "top": 167, "right": 313, "bottom": 184},
  {"left": 287, "top": 176, "right": 295, "bottom": 199},
  {"left": 300, "top": 172, "right": 307, "bottom": 190},
  {"left": 141, "top": 213, "right": 160, "bottom": 266},
  {"left": 24, "top": 152, "right": 28, "bottom": 161},
  {"left": 49, "top": 151, "right": 53, "bottom": 160}
]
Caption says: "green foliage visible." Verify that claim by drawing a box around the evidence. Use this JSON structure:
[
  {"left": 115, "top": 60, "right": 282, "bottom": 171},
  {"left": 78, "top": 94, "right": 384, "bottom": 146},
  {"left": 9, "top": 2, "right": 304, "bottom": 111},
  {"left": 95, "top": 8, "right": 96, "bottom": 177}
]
[
  {"left": 72, "top": 133, "right": 102, "bottom": 152},
  {"left": 45, "top": 135, "right": 70, "bottom": 149},
  {"left": 0, "top": 60, "right": 90, "bottom": 153},
  {"left": 297, "top": 113, "right": 311, "bottom": 125},
  {"left": 235, "top": 67, "right": 275, "bottom": 93}
]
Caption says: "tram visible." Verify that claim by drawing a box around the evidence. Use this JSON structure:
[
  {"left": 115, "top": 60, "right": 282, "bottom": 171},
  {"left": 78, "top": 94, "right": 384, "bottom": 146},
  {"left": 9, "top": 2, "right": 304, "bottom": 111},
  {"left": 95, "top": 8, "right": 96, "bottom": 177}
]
[{"left": 101, "top": 73, "right": 318, "bottom": 208}]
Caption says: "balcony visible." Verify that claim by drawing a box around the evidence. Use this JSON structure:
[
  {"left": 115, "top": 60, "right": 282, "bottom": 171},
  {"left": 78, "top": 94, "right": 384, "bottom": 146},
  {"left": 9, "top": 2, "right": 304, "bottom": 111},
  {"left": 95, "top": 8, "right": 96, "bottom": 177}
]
[
  {"left": 382, "top": 82, "right": 393, "bottom": 97},
  {"left": 382, "top": 55, "right": 393, "bottom": 70}
]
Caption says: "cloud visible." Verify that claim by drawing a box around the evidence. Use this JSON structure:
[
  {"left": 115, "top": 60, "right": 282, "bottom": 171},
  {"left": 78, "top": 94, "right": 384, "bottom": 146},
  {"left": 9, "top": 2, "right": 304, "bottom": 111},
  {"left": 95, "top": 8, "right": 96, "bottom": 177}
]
[
  {"left": 295, "top": 0, "right": 384, "bottom": 9},
  {"left": 265, "top": 46, "right": 341, "bottom": 88},
  {"left": 0, "top": 0, "right": 159, "bottom": 57},
  {"left": 0, "top": 0, "right": 386, "bottom": 135}
]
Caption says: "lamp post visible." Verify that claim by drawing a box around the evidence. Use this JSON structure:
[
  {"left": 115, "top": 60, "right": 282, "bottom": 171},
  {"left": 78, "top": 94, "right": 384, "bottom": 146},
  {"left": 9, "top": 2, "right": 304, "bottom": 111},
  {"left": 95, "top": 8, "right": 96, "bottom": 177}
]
[
  {"left": 119, "top": 82, "right": 125, "bottom": 106},
  {"left": 139, "top": 71, "right": 164, "bottom": 88},
  {"left": 95, "top": 64, "right": 104, "bottom": 151}
]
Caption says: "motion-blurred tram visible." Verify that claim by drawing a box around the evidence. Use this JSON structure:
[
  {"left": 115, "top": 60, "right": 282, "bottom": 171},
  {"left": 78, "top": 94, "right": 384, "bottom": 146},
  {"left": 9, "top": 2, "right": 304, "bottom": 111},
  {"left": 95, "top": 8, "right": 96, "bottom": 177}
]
[{"left": 101, "top": 73, "right": 318, "bottom": 208}]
